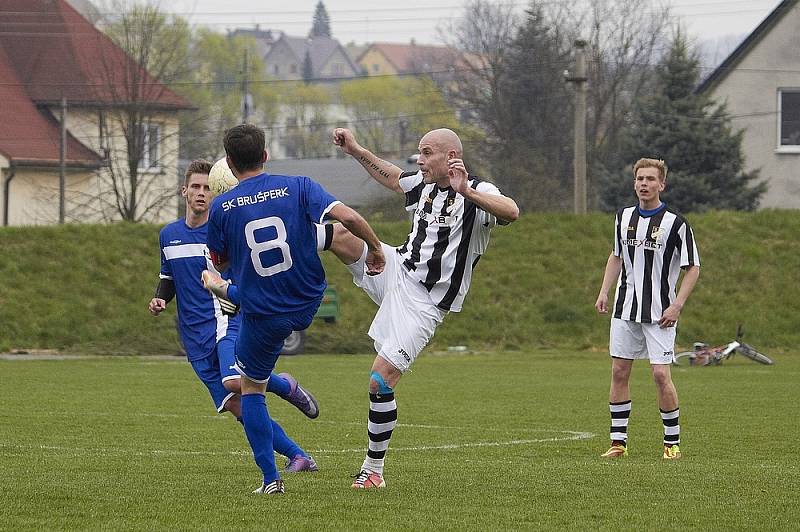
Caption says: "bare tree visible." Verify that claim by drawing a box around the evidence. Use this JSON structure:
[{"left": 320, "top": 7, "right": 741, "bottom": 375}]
[
  {"left": 440, "top": 0, "right": 518, "bottom": 165},
  {"left": 80, "top": 2, "right": 193, "bottom": 222},
  {"left": 444, "top": 0, "right": 672, "bottom": 211},
  {"left": 444, "top": 1, "right": 575, "bottom": 209},
  {"left": 579, "top": 0, "right": 672, "bottom": 196}
]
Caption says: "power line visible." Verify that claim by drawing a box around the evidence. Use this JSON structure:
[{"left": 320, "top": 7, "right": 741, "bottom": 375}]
[
  {"left": 3, "top": 56, "right": 800, "bottom": 91},
  {"left": 0, "top": 101, "right": 785, "bottom": 144}
]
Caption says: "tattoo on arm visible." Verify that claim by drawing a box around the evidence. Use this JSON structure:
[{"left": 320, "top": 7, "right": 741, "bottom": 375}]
[{"left": 359, "top": 154, "right": 392, "bottom": 180}]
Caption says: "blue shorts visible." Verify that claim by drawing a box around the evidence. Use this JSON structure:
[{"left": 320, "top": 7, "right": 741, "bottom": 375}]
[
  {"left": 234, "top": 308, "right": 317, "bottom": 382},
  {"left": 189, "top": 336, "right": 240, "bottom": 412}
]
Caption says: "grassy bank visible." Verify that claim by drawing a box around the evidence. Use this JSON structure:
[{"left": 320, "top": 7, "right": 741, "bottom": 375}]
[{"left": 0, "top": 210, "right": 798, "bottom": 355}]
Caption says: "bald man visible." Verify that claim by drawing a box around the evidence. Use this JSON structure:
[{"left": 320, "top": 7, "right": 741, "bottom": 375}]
[{"left": 331, "top": 127, "right": 519, "bottom": 489}]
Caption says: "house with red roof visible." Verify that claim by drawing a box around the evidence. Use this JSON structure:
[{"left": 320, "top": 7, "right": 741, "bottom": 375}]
[
  {"left": 0, "top": 0, "right": 193, "bottom": 225},
  {"left": 355, "top": 42, "right": 462, "bottom": 78}
]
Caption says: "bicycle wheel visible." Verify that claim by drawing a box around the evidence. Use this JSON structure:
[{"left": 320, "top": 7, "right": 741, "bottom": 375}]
[
  {"left": 736, "top": 343, "right": 774, "bottom": 365},
  {"left": 674, "top": 351, "right": 698, "bottom": 366}
]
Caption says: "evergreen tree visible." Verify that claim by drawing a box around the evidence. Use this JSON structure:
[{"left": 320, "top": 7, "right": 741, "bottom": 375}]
[
  {"left": 484, "top": 5, "right": 574, "bottom": 210},
  {"left": 599, "top": 34, "right": 765, "bottom": 212},
  {"left": 310, "top": 1, "right": 331, "bottom": 38},
  {"left": 302, "top": 49, "right": 314, "bottom": 83}
]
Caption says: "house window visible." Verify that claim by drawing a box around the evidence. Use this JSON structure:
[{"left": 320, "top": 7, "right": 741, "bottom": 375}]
[
  {"left": 290, "top": 64, "right": 297, "bottom": 74},
  {"left": 372, "top": 64, "right": 379, "bottom": 73},
  {"left": 273, "top": 64, "right": 279, "bottom": 75},
  {"left": 779, "top": 89, "right": 800, "bottom": 147},
  {"left": 138, "top": 123, "right": 161, "bottom": 170},
  {"left": 332, "top": 63, "right": 343, "bottom": 75}
]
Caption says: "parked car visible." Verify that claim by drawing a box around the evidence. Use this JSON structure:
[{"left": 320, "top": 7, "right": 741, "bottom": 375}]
[{"left": 281, "top": 286, "right": 339, "bottom": 355}]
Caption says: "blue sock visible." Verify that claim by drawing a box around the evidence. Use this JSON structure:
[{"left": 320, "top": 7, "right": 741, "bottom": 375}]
[
  {"left": 240, "top": 393, "right": 278, "bottom": 484},
  {"left": 239, "top": 413, "right": 302, "bottom": 458},
  {"left": 271, "top": 419, "right": 304, "bottom": 458},
  {"left": 266, "top": 373, "right": 291, "bottom": 397}
]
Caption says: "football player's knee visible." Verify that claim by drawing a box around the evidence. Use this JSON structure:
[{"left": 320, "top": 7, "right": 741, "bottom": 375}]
[
  {"left": 223, "top": 377, "right": 241, "bottom": 394},
  {"left": 369, "top": 371, "right": 393, "bottom": 395},
  {"left": 652, "top": 370, "right": 672, "bottom": 388}
]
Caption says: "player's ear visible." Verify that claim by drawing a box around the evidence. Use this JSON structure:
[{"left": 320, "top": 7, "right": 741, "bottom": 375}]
[
  {"left": 262, "top": 149, "right": 270, "bottom": 164},
  {"left": 225, "top": 155, "right": 238, "bottom": 177}
]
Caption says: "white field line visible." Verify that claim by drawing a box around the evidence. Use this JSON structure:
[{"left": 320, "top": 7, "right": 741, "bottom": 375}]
[
  {"left": 311, "top": 431, "right": 595, "bottom": 454},
  {"left": 24, "top": 413, "right": 571, "bottom": 433},
  {"left": 0, "top": 430, "right": 595, "bottom": 457}
]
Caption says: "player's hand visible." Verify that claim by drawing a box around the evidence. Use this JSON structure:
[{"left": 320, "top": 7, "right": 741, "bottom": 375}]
[
  {"left": 149, "top": 297, "right": 167, "bottom": 316},
  {"left": 365, "top": 246, "right": 385, "bottom": 276},
  {"left": 332, "top": 127, "right": 359, "bottom": 156},
  {"left": 659, "top": 303, "right": 682, "bottom": 328},
  {"left": 595, "top": 294, "right": 608, "bottom": 314},
  {"left": 448, "top": 158, "right": 468, "bottom": 194}
]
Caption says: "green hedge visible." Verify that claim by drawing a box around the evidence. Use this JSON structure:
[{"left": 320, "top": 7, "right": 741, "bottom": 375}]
[{"left": 1, "top": 210, "right": 797, "bottom": 354}]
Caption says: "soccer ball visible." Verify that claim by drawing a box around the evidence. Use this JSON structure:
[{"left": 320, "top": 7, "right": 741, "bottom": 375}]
[{"left": 208, "top": 157, "right": 238, "bottom": 196}]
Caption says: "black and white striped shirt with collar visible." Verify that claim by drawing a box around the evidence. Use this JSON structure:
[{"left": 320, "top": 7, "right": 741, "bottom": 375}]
[
  {"left": 396, "top": 170, "right": 503, "bottom": 312},
  {"left": 612, "top": 203, "right": 700, "bottom": 323}
]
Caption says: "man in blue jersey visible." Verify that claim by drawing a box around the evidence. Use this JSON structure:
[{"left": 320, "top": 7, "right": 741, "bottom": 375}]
[
  {"left": 148, "top": 159, "right": 320, "bottom": 474},
  {"left": 595, "top": 158, "right": 700, "bottom": 461},
  {"left": 207, "top": 124, "right": 385, "bottom": 494}
]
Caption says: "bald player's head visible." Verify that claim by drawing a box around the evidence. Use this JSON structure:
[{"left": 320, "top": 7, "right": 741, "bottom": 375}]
[{"left": 420, "top": 128, "right": 463, "bottom": 157}]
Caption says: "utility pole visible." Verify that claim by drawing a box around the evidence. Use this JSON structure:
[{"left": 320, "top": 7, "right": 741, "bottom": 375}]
[
  {"left": 398, "top": 119, "right": 408, "bottom": 157},
  {"left": 59, "top": 95, "right": 67, "bottom": 224},
  {"left": 241, "top": 48, "right": 251, "bottom": 123},
  {"left": 565, "top": 39, "right": 588, "bottom": 214}
]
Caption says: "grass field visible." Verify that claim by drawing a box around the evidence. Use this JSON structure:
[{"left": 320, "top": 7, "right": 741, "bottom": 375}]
[{"left": 1, "top": 350, "right": 797, "bottom": 530}]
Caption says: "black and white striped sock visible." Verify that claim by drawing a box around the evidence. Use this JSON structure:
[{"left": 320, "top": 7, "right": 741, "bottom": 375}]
[
  {"left": 661, "top": 407, "right": 680, "bottom": 446},
  {"left": 610, "top": 400, "right": 632, "bottom": 446},
  {"left": 362, "top": 392, "right": 397, "bottom": 475}
]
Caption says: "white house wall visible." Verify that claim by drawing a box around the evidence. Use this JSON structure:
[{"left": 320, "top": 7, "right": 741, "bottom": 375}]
[
  {"left": 41, "top": 106, "right": 181, "bottom": 223},
  {"left": 708, "top": 7, "right": 800, "bottom": 208},
  {"left": 268, "top": 102, "right": 354, "bottom": 159}
]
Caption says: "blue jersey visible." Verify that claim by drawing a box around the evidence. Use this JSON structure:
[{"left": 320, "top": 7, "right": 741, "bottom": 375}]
[
  {"left": 159, "top": 219, "right": 240, "bottom": 361},
  {"left": 207, "top": 172, "right": 339, "bottom": 316}
]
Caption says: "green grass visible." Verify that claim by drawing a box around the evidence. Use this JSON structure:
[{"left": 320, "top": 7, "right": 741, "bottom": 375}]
[
  {"left": 1, "top": 350, "right": 797, "bottom": 530},
  {"left": 1, "top": 210, "right": 799, "bottom": 354}
]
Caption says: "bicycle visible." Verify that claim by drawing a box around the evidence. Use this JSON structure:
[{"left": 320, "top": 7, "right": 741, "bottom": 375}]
[{"left": 673, "top": 325, "right": 774, "bottom": 366}]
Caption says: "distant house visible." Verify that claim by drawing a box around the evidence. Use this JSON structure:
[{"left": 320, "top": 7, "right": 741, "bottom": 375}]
[
  {"left": 697, "top": 0, "right": 800, "bottom": 208},
  {"left": 265, "top": 157, "right": 415, "bottom": 209},
  {"left": 263, "top": 34, "right": 361, "bottom": 81},
  {"left": 228, "top": 26, "right": 281, "bottom": 59},
  {"left": 356, "top": 42, "right": 461, "bottom": 77},
  {"left": 0, "top": 0, "right": 193, "bottom": 226}
]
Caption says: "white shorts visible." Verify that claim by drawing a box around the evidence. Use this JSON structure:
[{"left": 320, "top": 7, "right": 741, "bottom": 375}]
[
  {"left": 609, "top": 318, "right": 676, "bottom": 365},
  {"left": 347, "top": 242, "right": 446, "bottom": 373}
]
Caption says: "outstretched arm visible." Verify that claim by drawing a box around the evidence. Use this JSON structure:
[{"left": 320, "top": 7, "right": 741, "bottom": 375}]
[
  {"left": 327, "top": 203, "right": 385, "bottom": 275},
  {"left": 448, "top": 158, "right": 519, "bottom": 224},
  {"left": 333, "top": 128, "right": 403, "bottom": 194}
]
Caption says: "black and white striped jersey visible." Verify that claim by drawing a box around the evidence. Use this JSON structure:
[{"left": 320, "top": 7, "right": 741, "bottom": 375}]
[
  {"left": 396, "top": 171, "right": 502, "bottom": 312},
  {"left": 612, "top": 204, "right": 700, "bottom": 323}
]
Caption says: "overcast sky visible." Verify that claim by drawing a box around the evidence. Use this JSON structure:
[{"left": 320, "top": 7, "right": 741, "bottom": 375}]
[{"left": 160, "top": 0, "right": 783, "bottom": 46}]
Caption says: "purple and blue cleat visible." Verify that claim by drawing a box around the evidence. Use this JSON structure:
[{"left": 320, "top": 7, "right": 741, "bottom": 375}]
[
  {"left": 284, "top": 455, "right": 319, "bottom": 473},
  {"left": 278, "top": 372, "right": 319, "bottom": 419}
]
